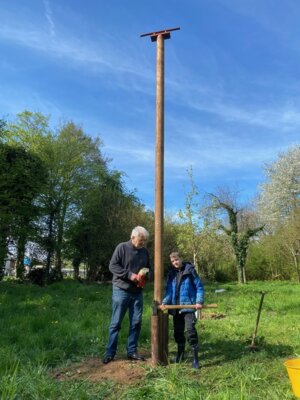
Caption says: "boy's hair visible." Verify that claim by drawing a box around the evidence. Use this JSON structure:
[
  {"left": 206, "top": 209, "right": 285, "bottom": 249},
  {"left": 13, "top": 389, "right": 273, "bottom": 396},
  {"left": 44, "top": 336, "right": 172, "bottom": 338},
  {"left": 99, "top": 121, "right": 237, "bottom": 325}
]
[{"left": 169, "top": 251, "right": 180, "bottom": 259}]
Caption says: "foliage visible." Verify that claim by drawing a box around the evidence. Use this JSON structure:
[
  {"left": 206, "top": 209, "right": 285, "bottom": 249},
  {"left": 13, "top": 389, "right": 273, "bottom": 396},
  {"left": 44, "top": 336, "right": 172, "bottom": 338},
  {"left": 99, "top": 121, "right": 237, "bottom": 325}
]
[
  {"left": 1, "top": 111, "right": 153, "bottom": 282},
  {"left": 257, "top": 145, "right": 300, "bottom": 230},
  {"left": 174, "top": 169, "right": 234, "bottom": 281},
  {"left": 256, "top": 145, "right": 300, "bottom": 282},
  {"left": 26, "top": 267, "right": 62, "bottom": 286},
  {"left": 210, "top": 190, "right": 264, "bottom": 284},
  {"left": 0, "top": 142, "right": 47, "bottom": 278},
  {"left": 66, "top": 171, "right": 153, "bottom": 280},
  {"left": 176, "top": 167, "right": 202, "bottom": 272}
]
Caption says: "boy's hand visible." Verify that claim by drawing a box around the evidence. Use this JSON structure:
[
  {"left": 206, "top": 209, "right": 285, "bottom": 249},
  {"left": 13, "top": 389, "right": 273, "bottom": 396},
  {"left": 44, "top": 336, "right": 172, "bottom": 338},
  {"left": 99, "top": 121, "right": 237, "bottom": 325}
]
[
  {"left": 160, "top": 304, "right": 167, "bottom": 311},
  {"left": 195, "top": 303, "right": 203, "bottom": 309}
]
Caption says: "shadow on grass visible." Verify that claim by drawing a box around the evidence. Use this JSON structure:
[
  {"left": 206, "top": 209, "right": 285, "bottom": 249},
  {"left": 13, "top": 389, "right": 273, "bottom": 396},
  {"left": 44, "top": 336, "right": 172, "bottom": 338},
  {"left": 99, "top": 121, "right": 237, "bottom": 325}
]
[{"left": 196, "top": 337, "right": 294, "bottom": 367}]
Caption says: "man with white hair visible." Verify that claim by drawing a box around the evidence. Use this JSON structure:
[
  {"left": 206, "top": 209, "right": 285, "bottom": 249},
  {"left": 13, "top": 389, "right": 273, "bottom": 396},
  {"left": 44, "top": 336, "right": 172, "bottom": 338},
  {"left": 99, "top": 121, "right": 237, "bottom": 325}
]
[{"left": 103, "top": 226, "right": 150, "bottom": 364}]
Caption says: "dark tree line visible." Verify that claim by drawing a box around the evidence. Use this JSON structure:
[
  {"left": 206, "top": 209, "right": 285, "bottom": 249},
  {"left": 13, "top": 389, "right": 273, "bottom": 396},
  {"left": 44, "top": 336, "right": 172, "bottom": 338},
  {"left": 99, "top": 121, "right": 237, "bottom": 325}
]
[{"left": 0, "top": 112, "right": 153, "bottom": 282}]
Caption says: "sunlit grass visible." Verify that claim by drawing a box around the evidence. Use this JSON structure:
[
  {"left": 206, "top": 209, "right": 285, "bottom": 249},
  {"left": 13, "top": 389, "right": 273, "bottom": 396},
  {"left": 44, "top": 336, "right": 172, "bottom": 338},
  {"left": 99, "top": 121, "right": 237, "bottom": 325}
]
[{"left": 0, "top": 279, "right": 299, "bottom": 399}]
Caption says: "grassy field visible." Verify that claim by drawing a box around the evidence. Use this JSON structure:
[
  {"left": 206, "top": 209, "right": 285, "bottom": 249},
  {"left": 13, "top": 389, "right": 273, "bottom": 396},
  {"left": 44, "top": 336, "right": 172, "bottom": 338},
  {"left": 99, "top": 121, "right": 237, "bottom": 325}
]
[{"left": 0, "top": 279, "right": 299, "bottom": 399}]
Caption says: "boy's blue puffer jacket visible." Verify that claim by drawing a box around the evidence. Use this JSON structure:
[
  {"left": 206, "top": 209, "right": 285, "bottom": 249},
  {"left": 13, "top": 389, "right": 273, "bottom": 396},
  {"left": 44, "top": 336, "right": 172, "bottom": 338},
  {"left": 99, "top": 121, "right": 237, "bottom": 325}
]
[{"left": 162, "top": 262, "right": 204, "bottom": 313}]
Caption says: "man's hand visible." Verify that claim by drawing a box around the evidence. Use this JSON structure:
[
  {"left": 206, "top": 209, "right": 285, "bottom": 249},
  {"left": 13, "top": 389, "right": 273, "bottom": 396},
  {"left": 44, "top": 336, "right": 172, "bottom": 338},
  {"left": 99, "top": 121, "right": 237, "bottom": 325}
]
[
  {"left": 130, "top": 269, "right": 149, "bottom": 287},
  {"left": 130, "top": 272, "right": 146, "bottom": 288},
  {"left": 130, "top": 273, "right": 140, "bottom": 283},
  {"left": 136, "top": 273, "right": 148, "bottom": 288},
  {"left": 195, "top": 303, "right": 203, "bottom": 309},
  {"left": 160, "top": 304, "right": 167, "bottom": 311},
  {"left": 136, "top": 268, "right": 149, "bottom": 288}
]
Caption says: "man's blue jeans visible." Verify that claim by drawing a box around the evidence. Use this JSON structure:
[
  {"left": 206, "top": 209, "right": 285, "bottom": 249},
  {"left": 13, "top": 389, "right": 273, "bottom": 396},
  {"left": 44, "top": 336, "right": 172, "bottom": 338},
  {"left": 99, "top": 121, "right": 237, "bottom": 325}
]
[{"left": 105, "top": 286, "right": 143, "bottom": 357}]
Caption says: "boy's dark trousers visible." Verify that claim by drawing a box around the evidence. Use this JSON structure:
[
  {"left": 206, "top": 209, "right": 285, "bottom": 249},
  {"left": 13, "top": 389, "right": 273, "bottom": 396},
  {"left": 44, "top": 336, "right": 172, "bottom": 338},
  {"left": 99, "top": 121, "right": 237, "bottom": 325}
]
[
  {"left": 173, "top": 311, "right": 200, "bottom": 368},
  {"left": 173, "top": 311, "right": 198, "bottom": 346}
]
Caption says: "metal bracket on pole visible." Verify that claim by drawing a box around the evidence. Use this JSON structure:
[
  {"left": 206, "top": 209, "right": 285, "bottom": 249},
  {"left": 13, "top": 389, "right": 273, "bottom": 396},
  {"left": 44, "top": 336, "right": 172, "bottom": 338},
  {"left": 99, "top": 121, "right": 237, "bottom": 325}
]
[{"left": 140, "top": 27, "right": 180, "bottom": 42}]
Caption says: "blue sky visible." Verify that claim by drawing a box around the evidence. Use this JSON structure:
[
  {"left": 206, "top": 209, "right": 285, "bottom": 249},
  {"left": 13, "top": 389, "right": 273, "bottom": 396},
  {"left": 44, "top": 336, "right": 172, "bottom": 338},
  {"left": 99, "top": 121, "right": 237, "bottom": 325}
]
[{"left": 1, "top": 0, "right": 300, "bottom": 213}]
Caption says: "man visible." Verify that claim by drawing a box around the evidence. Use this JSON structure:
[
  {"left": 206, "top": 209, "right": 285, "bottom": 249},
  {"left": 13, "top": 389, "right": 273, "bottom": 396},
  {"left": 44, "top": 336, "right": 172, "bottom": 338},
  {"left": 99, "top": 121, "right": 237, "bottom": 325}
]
[
  {"left": 161, "top": 251, "right": 204, "bottom": 369},
  {"left": 103, "top": 226, "right": 150, "bottom": 364}
]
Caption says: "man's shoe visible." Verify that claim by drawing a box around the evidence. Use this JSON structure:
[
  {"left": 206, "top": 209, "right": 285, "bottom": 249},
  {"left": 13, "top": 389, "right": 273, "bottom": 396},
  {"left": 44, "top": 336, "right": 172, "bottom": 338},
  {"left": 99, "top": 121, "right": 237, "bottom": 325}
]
[
  {"left": 102, "top": 355, "right": 114, "bottom": 364},
  {"left": 127, "top": 353, "right": 146, "bottom": 361}
]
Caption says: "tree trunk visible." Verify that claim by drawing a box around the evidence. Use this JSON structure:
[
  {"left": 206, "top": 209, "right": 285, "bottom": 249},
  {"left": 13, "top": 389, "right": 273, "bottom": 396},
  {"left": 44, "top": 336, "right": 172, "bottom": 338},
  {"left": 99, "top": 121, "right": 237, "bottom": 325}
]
[
  {"left": 45, "top": 211, "right": 55, "bottom": 280},
  {"left": 292, "top": 253, "right": 300, "bottom": 283},
  {"left": 16, "top": 236, "right": 26, "bottom": 279},
  {"left": 242, "top": 265, "right": 247, "bottom": 284},
  {"left": 0, "top": 233, "right": 7, "bottom": 280},
  {"left": 55, "top": 203, "right": 67, "bottom": 279},
  {"left": 236, "top": 262, "right": 243, "bottom": 284},
  {"left": 72, "top": 256, "right": 81, "bottom": 280},
  {"left": 87, "top": 263, "right": 98, "bottom": 282},
  {"left": 193, "top": 250, "right": 201, "bottom": 274}
]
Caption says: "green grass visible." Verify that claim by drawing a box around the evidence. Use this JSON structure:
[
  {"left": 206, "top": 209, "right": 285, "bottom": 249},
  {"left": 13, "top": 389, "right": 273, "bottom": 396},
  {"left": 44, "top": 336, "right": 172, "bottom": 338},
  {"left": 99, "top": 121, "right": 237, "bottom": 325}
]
[{"left": 0, "top": 280, "right": 299, "bottom": 399}]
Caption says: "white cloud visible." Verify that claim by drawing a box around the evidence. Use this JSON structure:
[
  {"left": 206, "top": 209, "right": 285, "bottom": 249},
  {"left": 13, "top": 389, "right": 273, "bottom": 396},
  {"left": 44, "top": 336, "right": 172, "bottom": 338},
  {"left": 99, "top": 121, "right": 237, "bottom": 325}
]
[
  {"left": 43, "top": 0, "right": 55, "bottom": 37},
  {"left": 0, "top": 22, "right": 153, "bottom": 87}
]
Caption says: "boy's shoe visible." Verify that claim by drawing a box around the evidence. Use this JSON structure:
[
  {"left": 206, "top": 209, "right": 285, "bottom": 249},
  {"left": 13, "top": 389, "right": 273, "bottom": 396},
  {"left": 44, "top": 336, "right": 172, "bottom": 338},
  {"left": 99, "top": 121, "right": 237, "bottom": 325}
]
[
  {"left": 191, "top": 346, "right": 201, "bottom": 369},
  {"left": 174, "top": 343, "right": 185, "bottom": 363}
]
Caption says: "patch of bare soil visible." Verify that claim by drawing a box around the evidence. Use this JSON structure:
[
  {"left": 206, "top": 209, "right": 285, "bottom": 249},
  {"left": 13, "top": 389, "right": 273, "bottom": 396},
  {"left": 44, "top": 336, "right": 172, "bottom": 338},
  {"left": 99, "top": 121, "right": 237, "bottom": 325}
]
[
  {"left": 52, "top": 355, "right": 151, "bottom": 385},
  {"left": 201, "top": 312, "right": 226, "bottom": 320}
]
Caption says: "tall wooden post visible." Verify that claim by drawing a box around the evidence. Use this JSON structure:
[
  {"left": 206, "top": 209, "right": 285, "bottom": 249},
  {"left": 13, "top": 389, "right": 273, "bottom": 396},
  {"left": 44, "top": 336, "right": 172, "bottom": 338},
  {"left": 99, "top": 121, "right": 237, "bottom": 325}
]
[
  {"left": 141, "top": 27, "right": 180, "bottom": 365},
  {"left": 154, "top": 32, "right": 164, "bottom": 306}
]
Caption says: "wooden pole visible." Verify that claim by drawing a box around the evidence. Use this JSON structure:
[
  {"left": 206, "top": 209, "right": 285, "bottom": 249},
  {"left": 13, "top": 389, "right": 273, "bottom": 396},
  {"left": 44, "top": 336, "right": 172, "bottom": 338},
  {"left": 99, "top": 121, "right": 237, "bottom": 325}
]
[
  {"left": 141, "top": 27, "right": 180, "bottom": 366},
  {"left": 154, "top": 33, "right": 164, "bottom": 306}
]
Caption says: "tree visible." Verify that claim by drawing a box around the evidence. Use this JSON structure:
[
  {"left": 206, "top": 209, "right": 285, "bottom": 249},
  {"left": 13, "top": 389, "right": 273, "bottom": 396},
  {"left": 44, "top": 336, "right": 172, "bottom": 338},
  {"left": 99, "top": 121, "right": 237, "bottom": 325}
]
[
  {"left": 257, "top": 145, "right": 300, "bottom": 230},
  {"left": 49, "top": 121, "right": 106, "bottom": 277},
  {"left": 210, "top": 189, "right": 264, "bottom": 284},
  {"left": 174, "top": 169, "right": 234, "bottom": 281},
  {"left": 6, "top": 112, "right": 107, "bottom": 279},
  {"left": 177, "top": 168, "right": 202, "bottom": 273},
  {"left": 66, "top": 170, "right": 153, "bottom": 281},
  {"left": 277, "top": 218, "right": 300, "bottom": 282},
  {"left": 256, "top": 145, "right": 300, "bottom": 283},
  {"left": 0, "top": 143, "right": 47, "bottom": 278}
]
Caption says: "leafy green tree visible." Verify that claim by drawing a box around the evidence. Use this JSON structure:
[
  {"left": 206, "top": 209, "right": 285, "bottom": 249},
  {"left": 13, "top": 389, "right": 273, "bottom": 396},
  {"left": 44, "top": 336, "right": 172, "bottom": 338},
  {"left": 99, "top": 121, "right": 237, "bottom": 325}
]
[
  {"left": 67, "top": 171, "right": 153, "bottom": 281},
  {"left": 0, "top": 143, "right": 47, "bottom": 278},
  {"left": 4, "top": 110, "right": 154, "bottom": 282},
  {"left": 6, "top": 112, "right": 107, "bottom": 279},
  {"left": 49, "top": 122, "right": 106, "bottom": 277},
  {"left": 177, "top": 168, "right": 202, "bottom": 273}
]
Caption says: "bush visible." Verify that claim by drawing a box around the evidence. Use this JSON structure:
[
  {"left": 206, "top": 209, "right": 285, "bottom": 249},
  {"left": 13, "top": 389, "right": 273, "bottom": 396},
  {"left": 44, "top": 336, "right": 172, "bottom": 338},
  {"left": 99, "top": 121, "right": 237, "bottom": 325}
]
[
  {"left": 0, "top": 265, "right": 4, "bottom": 281},
  {"left": 27, "top": 267, "right": 62, "bottom": 286}
]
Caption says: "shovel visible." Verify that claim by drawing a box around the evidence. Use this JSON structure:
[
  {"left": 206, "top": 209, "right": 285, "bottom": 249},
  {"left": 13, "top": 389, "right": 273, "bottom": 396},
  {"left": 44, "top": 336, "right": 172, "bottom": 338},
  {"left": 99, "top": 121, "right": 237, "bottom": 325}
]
[{"left": 249, "top": 291, "right": 265, "bottom": 351}]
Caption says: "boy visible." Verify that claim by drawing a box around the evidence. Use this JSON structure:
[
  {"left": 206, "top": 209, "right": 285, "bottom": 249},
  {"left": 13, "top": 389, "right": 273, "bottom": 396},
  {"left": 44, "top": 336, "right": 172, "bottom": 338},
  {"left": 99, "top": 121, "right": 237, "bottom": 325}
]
[{"left": 161, "top": 251, "right": 204, "bottom": 369}]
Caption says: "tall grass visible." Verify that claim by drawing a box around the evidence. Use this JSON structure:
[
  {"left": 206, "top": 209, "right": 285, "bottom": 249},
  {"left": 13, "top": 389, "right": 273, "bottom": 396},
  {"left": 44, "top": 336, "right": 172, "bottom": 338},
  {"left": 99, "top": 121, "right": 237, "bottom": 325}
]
[{"left": 0, "top": 279, "right": 299, "bottom": 399}]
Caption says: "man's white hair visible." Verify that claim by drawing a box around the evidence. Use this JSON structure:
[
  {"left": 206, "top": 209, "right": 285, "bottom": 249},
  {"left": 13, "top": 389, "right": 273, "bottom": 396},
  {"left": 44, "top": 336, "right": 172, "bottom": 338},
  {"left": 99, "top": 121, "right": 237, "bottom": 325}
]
[{"left": 131, "top": 226, "right": 149, "bottom": 239}]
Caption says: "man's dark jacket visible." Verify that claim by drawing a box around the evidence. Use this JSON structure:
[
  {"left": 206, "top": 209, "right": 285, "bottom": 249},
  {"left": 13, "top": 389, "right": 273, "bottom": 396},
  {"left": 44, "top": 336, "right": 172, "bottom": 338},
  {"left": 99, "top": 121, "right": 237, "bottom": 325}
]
[{"left": 109, "top": 240, "right": 150, "bottom": 293}]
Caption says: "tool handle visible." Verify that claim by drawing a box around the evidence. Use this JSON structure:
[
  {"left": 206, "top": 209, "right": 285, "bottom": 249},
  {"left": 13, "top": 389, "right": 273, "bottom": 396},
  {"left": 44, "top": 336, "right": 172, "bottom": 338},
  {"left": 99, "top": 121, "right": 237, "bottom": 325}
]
[
  {"left": 158, "top": 304, "right": 217, "bottom": 310},
  {"left": 251, "top": 291, "right": 265, "bottom": 345}
]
